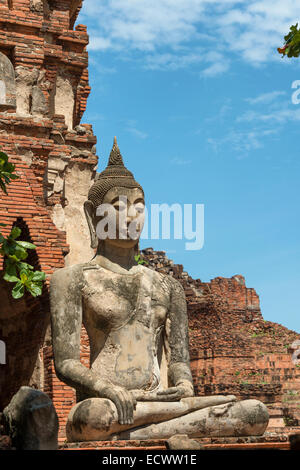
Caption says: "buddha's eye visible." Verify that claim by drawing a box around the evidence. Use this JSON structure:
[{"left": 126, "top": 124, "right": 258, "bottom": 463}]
[
  {"left": 114, "top": 200, "right": 126, "bottom": 211},
  {"left": 134, "top": 203, "right": 145, "bottom": 214}
]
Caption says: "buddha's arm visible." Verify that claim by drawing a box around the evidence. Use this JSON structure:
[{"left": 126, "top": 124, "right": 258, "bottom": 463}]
[
  {"left": 50, "top": 265, "right": 136, "bottom": 425},
  {"left": 158, "top": 277, "right": 194, "bottom": 400},
  {"left": 50, "top": 265, "right": 103, "bottom": 396}
]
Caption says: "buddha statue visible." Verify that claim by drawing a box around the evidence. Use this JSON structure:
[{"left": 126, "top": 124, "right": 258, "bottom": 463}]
[{"left": 50, "top": 138, "right": 269, "bottom": 442}]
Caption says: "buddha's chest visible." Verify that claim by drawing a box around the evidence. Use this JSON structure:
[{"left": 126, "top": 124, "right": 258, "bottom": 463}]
[{"left": 81, "top": 267, "right": 170, "bottom": 331}]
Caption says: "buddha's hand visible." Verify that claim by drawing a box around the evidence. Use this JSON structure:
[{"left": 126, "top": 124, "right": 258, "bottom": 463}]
[
  {"left": 156, "top": 380, "right": 194, "bottom": 401},
  {"left": 95, "top": 381, "right": 137, "bottom": 426}
]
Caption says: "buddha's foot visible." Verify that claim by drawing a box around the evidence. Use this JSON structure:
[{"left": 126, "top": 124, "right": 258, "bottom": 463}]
[{"left": 66, "top": 397, "right": 269, "bottom": 442}]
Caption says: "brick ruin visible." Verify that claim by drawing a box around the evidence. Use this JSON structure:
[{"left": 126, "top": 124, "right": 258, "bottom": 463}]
[
  {"left": 0, "top": 0, "right": 300, "bottom": 448},
  {"left": 0, "top": 0, "right": 97, "bottom": 415},
  {"left": 141, "top": 249, "right": 300, "bottom": 433}
]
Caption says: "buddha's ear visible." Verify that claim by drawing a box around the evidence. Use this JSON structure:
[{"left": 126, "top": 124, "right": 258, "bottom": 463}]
[
  {"left": 134, "top": 240, "right": 140, "bottom": 256},
  {"left": 84, "top": 200, "right": 98, "bottom": 249}
]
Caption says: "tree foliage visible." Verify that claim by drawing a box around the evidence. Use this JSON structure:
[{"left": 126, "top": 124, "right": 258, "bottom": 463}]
[
  {"left": 0, "top": 151, "right": 19, "bottom": 194},
  {"left": 278, "top": 23, "right": 300, "bottom": 58},
  {"left": 0, "top": 152, "right": 45, "bottom": 299}
]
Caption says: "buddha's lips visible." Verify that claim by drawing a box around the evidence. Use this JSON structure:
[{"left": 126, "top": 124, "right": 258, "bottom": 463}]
[{"left": 115, "top": 226, "right": 141, "bottom": 240}]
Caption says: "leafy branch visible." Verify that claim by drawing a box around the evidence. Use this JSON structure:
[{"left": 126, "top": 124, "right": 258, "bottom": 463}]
[
  {"left": 134, "top": 254, "right": 148, "bottom": 265},
  {"left": 0, "top": 152, "right": 45, "bottom": 299},
  {"left": 278, "top": 23, "right": 300, "bottom": 58},
  {"left": 0, "top": 151, "right": 19, "bottom": 194}
]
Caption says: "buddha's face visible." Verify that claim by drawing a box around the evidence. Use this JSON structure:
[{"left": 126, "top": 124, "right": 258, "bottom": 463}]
[{"left": 94, "top": 186, "right": 145, "bottom": 249}]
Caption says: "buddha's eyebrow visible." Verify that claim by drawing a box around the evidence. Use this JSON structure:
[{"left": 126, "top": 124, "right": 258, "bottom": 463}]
[
  {"left": 110, "top": 196, "right": 145, "bottom": 204},
  {"left": 110, "top": 196, "right": 124, "bottom": 204}
]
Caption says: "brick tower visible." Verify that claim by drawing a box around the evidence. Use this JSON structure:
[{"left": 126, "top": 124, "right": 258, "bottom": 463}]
[{"left": 0, "top": 0, "right": 97, "bottom": 429}]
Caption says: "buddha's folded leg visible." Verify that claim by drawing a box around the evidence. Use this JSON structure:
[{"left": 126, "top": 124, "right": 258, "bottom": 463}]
[
  {"left": 66, "top": 395, "right": 237, "bottom": 442},
  {"left": 117, "top": 399, "right": 269, "bottom": 440}
]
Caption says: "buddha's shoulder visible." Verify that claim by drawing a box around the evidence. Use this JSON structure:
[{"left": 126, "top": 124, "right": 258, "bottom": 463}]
[
  {"left": 139, "top": 264, "right": 184, "bottom": 293},
  {"left": 50, "top": 262, "right": 93, "bottom": 288}
]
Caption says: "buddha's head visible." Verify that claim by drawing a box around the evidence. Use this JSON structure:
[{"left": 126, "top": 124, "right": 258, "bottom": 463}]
[{"left": 84, "top": 137, "right": 145, "bottom": 253}]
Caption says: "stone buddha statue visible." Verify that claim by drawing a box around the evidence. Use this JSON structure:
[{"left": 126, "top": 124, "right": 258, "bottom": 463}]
[{"left": 50, "top": 138, "right": 269, "bottom": 442}]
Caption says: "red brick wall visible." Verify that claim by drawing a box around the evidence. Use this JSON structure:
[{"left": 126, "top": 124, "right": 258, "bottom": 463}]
[
  {"left": 43, "top": 325, "right": 90, "bottom": 443},
  {"left": 0, "top": 0, "right": 96, "bottom": 414}
]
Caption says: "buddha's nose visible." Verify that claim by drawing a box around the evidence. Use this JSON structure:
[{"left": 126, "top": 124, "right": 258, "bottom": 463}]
[{"left": 127, "top": 204, "right": 137, "bottom": 219}]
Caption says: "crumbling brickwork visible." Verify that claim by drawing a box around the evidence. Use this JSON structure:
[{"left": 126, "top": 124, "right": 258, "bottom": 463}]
[
  {"left": 0, "top": 0, "right": 97, "bottom": 411},
  {"left": 142, "top": 248, "right": 300, "bottom": 433}
]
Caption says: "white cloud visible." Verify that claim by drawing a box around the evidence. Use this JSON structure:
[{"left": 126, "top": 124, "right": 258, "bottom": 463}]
[
  {"left": 201, "top": 61, "right": 229, "bottom": 77},
  {"left": 245, "top": 91, "right": 286, "bottom": 105},
  {"left": 144, "top": 51, "right": 203, "bottom": 71},
  {"left": 89, "top": 37, "right": 113, "bottom": 51},
  {"left": 204, "top": 85, "right": 300, "bottom": 157},
  {"left": 78, "top": 0, "right": 300, "bottom": 73},
  {"left": 207, "top": 128, "right": 277, "bottom": 155},
  {"left": 237, "top": 108, "right": 300, "bottom": 123}
]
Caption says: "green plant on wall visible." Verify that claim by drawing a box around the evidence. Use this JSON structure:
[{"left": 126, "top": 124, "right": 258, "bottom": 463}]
[
  {"left": 134, "top": 254, "right": 148, "bottom": 265},
  {"left": 0, "top": 151, "right": 45, "bottom": 299}
]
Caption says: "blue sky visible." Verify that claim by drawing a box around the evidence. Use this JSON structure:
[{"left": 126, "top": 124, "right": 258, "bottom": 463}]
[{"left": 78, "top": 0, "right": 300, "bottom": 333}]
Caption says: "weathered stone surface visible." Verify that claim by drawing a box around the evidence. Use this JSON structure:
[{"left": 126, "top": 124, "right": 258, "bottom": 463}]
[
  {"left": 166, "top": 434, "right": 203, "bottom": 450},
  {"left": 31, "top": 85, "right": 47, "bottom": 116},
  {"left": 66, "top": 396, "right": 240, "bottom": 442},
  {"left": 289, "top": 433, "right": 300, "bottom": 450},
  {"left": 0, "top": 435, "right": 12, "bottom": 451},
  {"left": 0, "top": 52, "right": 16, "bottom": 107},
  {"left": 3, "top": 386, "right": 58, "bottom": 450},
  {"left": 50, "top": 141, "right": 270, "bottom": 443},
  {"left": 55, "top": 71, "right": 75, "bottom": 130},
  {"left": 0, "top": 412, "right": 12, "bottom": 450},
  {"left": 30, "top": 0, "right": 43, "bottom": 13},
  {"left": 116, "top": 399, "right": 269, "bottom": 440},
  {"left": 43, "top": 247, "right": 300, "bottom": 443}
]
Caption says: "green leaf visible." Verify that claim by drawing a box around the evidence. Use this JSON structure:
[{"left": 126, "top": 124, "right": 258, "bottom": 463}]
[
  {"left": 0, "top": 152, "right": 8, "bottom": 164},
  {"left": 15, "top": 241, "right": 36, "bottom": 250},
  {"left": 20, "top": 271, "right": 28, "bottom": 283},
  {"left": 12, "top": 282, "right": 25, "bottom": 299},
  {"left": 279, "top": 24, "right": 300, "bottom": 58},
  {"left": 18, "top": 261, "right": 34, "bottom": 271},
  {"left": 7, "top": 254, "right": 21, "bottom": 262},
  {"left": 4, "top": 261, "right": 17, "bottom": 278},
  {"left": 9, "top": 226, "right": 22, "bottom": 240},
  {"left": 3, "top": 273, "right": 20, "bottom": 283},
  {"left": 8, "top": 173, "right": 18, "bottom": 180},
  {"left": 31, "top": 271, "right": 46, "bottom": 282},
  {"left": 14, "top": 247, "right": 28, "bottom": 260},
  {"left": 0, "top": 179, "right": 7, "bottom": 194},
  {"left": 26, "top": 283, "right": 42, "bottom": 297}
]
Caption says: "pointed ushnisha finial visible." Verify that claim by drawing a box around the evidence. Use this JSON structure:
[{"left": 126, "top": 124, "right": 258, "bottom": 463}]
[
  {"left": 87, "top": 134, "right": 144, "bottom": 208},
  {"left": 108, "top": 136, "right": 124, "bottom": 167}
]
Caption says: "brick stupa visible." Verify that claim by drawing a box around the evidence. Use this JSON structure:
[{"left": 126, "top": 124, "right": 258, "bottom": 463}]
[{"left": 0, "top": 0, "right": 299, "bottom": 451}]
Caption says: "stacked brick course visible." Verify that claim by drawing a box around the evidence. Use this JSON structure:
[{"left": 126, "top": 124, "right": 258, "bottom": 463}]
[
  {"left": 141, "top": 248, "right": 300, "bottom": 433},
  {"left": 0, "top": 0, "right": 97, "bottom": 413}
]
